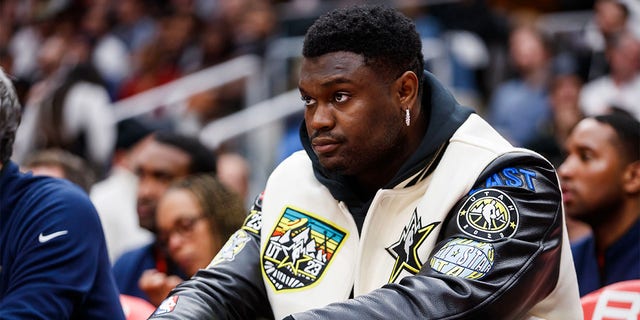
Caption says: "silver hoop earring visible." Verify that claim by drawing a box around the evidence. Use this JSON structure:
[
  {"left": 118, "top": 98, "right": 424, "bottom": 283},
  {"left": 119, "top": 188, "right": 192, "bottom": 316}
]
[{"left": 405, "top": 108, "right": 410, "bottom": 127}]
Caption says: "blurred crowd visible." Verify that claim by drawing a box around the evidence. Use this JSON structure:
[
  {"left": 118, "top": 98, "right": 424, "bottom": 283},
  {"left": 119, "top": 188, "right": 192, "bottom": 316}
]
[
  {"left": 1, "top": 0, "right": 639, "bottom": 175},
  {"left": 0, "top": 0, "right": 639, "bottom": 316}
]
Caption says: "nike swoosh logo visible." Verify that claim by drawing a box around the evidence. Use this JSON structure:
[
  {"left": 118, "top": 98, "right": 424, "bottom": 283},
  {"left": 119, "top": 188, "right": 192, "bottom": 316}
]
[{"left": 38, "top": 230, "right": 68, "bottom": 243}]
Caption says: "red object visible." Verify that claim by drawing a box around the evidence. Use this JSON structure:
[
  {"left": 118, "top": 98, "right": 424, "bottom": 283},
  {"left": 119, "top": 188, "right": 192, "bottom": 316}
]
[
  {"left": 120, "top": 294, "right": 156, "bottom": 320},
  {"left": 581, "top": 280, "right": 640, "bottom": 320}
]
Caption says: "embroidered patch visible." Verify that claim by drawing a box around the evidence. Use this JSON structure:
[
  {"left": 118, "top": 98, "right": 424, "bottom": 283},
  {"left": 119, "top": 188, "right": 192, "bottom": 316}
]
[
  {"left": 242, "top": 209, "right": 263, "bottom": 234},
  {"left": 153, "top": 295, "right": 179, "bottom": 315},
  {"left": 209, "top": 230, "right": 251, "bottom": 266},
  {"left": 469, "top": 167, "right": 537, "bottom": 195},
  {"left": 386, "top": 209, "right": 440, "bottom": 283},
  {"left": 430, "top": 238, "right": 495, "bottom": 279},
  {"left": 242, "top": 193, "right": 264, "bottom": 234},
  {"left": 457, "top": 188, "right": 519, "bottom": 241},
  {"left": 262, "top": 207, "right": 348, "bottom": 291}
]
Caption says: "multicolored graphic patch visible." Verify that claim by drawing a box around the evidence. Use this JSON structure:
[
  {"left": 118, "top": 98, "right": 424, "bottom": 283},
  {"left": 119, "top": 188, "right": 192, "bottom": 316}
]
[
  {"left": 262, "top": 207, "right": 347, "bottom": 291},
  {"left": 209, "top": 229, "right": 252, "bottom": 267},
  {"left": 386, "top": 209, "right": 440, "bottom": 283},
  {"left": 153, "top": 295, "right": 179, "bottom": 315},
  {"left": 457, "top": 188, "right": 519, "bottom": 242},
  {"left": 429, "top": 238, "right": 495, "bottom": 279}
]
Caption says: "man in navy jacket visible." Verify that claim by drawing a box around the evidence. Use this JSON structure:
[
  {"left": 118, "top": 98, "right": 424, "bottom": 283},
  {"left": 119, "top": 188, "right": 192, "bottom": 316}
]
[{"left": 0, "top": 68, "right": 125, "bottom": 319}]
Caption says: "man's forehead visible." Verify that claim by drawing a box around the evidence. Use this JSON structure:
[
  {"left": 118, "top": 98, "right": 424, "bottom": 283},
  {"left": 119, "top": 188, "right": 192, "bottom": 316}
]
[
  {"left": 299, "top": 52, "right": 370, "bottom": 84},
  {"left": 302, "top": 51, "right": 365, "bottom": 66},
  {"left": 136, "top": 142, "right": 191, "bottom": 171},
  {"left": 569, "top": 119, "right": 617, "bottom": 150}
]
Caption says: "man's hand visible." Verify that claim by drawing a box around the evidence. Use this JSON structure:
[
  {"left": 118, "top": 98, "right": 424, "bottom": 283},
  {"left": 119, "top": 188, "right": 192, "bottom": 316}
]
[{"left": 139, "top": 269, "right": 183, "bottom": 306}]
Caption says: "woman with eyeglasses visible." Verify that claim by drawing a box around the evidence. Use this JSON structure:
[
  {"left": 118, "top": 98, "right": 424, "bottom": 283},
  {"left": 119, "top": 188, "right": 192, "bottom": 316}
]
[{"left": 139, "top": 173, "right": 247, "bottom": 306}]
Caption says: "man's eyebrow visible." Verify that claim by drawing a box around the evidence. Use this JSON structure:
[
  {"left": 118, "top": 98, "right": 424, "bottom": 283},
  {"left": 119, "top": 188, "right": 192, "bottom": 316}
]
[
  {"left": 299, "top": 75, "right": 354, "bottom": 92},
  {"left": 320, "top": 77, "right": 353, "bottom": 87}
]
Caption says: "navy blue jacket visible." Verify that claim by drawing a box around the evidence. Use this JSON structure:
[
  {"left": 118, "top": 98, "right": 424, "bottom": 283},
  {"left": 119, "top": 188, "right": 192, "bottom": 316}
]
[
  {"left": 112, "top": 242, "right": 186, "bottom": 301},
  {"left": 571, "top": 219, "right": 640, "bottom": 297},
  {"left": 0, "top": 161, "right": 125, "bottom": 319}
]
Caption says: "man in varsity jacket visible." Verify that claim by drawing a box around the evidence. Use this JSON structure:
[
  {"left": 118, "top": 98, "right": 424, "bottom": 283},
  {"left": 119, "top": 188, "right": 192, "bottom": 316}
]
[
  {"left": 0, "top": 70, "right": 124, "bottom": 318},
  {"left": 150, "top": 5, "right": 582, "bottom": 319}
]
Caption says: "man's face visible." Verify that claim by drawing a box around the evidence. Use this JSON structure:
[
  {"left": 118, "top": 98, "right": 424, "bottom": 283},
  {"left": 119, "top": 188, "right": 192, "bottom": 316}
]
[
  {"left": 134, "top": 140, "right": 191, "bottom": 232},
  {"left": 558, "top": 118, "right": 627, "bottom": 224},
  {"left": 298, "top": 51, "right": 405, "bottom": 177}
]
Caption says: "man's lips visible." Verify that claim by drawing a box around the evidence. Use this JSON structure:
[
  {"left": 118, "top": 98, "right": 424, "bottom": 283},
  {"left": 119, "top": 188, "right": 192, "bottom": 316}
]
[
  {"left": 561, "top": 187, "right": 574, "bottom": 203},
  {"left": 137, "top": 203, "right": 154, "bottom": 218},
  {"left": 311, "top": 137, "right": 340, "bottom": 154}
]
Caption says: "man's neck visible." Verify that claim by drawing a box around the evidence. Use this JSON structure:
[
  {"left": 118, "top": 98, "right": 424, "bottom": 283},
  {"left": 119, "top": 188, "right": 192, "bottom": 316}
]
[{"left": 593, "top": 200, "right": 640, "bottom": 254}]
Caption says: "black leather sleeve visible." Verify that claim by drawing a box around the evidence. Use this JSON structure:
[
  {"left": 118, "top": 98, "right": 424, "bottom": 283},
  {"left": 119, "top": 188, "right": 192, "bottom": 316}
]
[
  {"left": 290, "top": 152, "right": 564, "bottom": 319},
  {"left": 148, "top": 194, "right": 274, "bottom": 320}
]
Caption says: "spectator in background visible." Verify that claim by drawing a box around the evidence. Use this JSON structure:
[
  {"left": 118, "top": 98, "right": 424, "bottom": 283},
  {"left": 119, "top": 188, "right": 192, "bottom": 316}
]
[
  {"left": 22, "top": 148, "right": 96, "bottom": 193},
  {"left": 0, "top": 68, "right": 124, "bottom": 319},
  {"left": 12, "top": 34, "right": 115, "bottom": 178},
  {"left": 217, "top": 0, "right": 277, "bottom": 57},
  {"left": 112, "top": 0, "right": 157, "bottom": 53},
  {"left": 115, "top": 9, "right": 202, "bottom": 103},
  {"left": 79, "top": 4, "right": 132, "bottom": 99},
  {"left": 112, "top": 131, "right": 217, "bottom": 304},
  {"left": 91, "top": 118, "right": 154, "bottom": 263},
  {"left": 139, "top": 174, "right": 246, "bottom": 306},
  {"left": 579, "top": 30, "right": 640, "bottom": 120},
  {"left": 525, "top": 52, "right": 585, "bottom": 168},
  {"left": 487, "top": 25, "right": 553, "bottom": 147},
  {"left": 216, "top": 151, "right": 251, "bottom": 202},
  {"left": 559, "top": 112, "right": 640, "bottom": 297},
  {"left": 117, "top": 30, "right": 182, "bottom": 100},
  {"left": 533, "top": 53, "right": 591, "bottom": 243},
  {"left": 582, "top": 0, "right": 638, "bottom": 80},
  {"left": 187, "top": 17, "right": 236, "bottom": 71}
]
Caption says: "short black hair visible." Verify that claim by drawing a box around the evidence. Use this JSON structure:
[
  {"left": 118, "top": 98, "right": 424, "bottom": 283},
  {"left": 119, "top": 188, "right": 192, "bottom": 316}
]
[
  {"left": 594, "top": 112, "right": 640, "bottom": 163},
  {"left": 116, "top": 118, "right": 153, "bottom": 151},
  {"left": 153, "top": 131, "right": 217, "bottom": 175},
  {"left": 303, "top": 5, "right": 424, "bottom": 86}
]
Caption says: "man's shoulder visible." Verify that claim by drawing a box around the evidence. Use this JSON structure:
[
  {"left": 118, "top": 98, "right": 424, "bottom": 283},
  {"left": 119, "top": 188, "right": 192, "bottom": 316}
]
[
  {"left": 6, "top": 172, "right": 95, "bottom": 222},
  {"left": 23, "top": 173, "right": 90, "bottom": 200},
  {"left": 113, "top": 243, "right": 155, "bottom": 268},
  {"left": 271, "top": 150, "right": 313, "bottom": 175}
]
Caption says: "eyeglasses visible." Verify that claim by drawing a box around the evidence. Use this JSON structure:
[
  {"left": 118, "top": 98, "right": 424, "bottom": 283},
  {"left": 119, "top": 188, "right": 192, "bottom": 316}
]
[{"left": 158, "top": 215, "right": 206, "bottom": 245}]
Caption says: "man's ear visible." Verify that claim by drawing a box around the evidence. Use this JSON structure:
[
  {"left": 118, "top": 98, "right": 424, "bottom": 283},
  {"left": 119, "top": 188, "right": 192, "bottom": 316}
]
[
  {"left": 396, "top": 71, "right": 419, "bottom": 111},
  {"left": 623, "top": 161, "right": 640, "bottom": 194}
]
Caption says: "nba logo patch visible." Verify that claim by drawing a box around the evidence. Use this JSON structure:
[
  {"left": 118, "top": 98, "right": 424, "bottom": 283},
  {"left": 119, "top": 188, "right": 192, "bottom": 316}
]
[
  {"left": 153, "top": 295, "right": 179, "bottom": 315},
  {"left": 457, "top": 188, "right": 519, "bottom": 242},
  {"left": 262, "top": 207, "right": 348, "bottom": 291}
]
